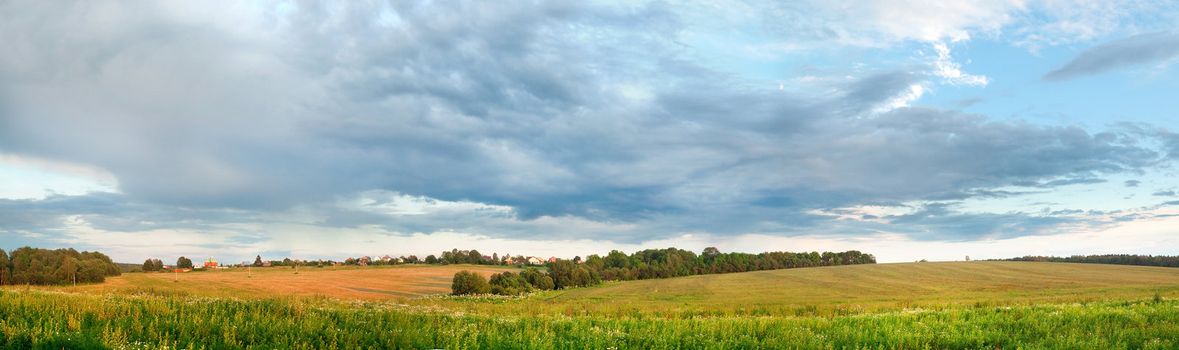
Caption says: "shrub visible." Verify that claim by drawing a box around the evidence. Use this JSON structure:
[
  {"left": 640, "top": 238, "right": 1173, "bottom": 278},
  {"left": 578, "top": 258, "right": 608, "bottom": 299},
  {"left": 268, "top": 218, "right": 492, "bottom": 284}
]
[
  {"left": 489, "top": 271, "right": 532, "bottom": 295},
  {"left": 451, "top": 270, "right": 490, "bottom": 295}
]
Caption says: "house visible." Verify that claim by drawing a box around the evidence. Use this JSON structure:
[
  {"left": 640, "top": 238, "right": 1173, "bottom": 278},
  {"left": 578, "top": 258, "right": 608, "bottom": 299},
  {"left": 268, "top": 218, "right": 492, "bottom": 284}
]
[
  {"left": 395, "top": 257, "right": 405, "bottom": 264},
  {"left": 204, "top": 258, "right": 218, "bottom": 269},
  {"left": 358, "top": 256, "right": 371, "bottom": 266},
  {"left": 380, "top": 255, "right": 393, "bottom": 263},
  {"left": 547, "top": 257, "right": 558, "bottom": 263},
  {"left": 503, "top": 257, "right": 515, "bottom": 265},
  {"left": 527, "top": 256, "right": 544, "bottom": 265}
]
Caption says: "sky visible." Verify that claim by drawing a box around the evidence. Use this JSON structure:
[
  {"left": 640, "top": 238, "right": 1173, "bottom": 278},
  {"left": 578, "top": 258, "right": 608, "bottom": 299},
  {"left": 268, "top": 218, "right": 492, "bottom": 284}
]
[{"left": 2, "top": 1, "right": 1179, "bottom": 264}]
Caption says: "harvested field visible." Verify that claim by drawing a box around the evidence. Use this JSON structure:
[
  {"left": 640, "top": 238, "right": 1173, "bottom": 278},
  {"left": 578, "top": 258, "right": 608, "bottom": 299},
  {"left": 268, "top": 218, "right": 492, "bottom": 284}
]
[{"left": 34, "top": 264, "right": 520, "bottom": 300}]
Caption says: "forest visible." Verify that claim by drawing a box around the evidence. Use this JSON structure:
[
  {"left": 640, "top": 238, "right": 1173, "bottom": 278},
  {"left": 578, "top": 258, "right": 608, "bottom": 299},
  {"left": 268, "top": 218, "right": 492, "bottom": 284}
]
[
  {"left": 0, "top": 247, "right": 122, "bottom": 285},
  {"left": 1002, "top": 254, "right": 1179, "bottom": 267}
]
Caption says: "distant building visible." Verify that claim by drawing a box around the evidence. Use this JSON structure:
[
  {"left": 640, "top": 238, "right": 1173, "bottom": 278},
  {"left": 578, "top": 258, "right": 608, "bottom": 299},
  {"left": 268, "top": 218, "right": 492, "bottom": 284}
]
[
  {"left": 547, "top": 257, "right": 558, "bottom": 263},
  {"left": 527, "top": 257, "right": 544, "bottom": 265},
  {"left": 503, "top": 257, "right": 515, "bottom": 265},
  {"left": 358, "top": 256, "right": 371, "bottom": 266},
  {"left": 380, "top": 255, "right": 392, "bottom": 263},
  {"left": 204, "top": 257, "right": 219, "bottom": 269}
]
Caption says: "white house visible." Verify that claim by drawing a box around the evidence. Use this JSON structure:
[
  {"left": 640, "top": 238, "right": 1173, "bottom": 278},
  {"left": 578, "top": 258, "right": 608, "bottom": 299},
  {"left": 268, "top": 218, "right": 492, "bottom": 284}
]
[{"left": 527, "top": 256, "right": 544, "bottom": 265}]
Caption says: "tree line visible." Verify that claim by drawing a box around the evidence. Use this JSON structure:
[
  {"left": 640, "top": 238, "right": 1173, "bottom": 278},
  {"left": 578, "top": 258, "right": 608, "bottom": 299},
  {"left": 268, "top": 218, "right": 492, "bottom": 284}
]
[
  {"left": 1001, "top": 254, "right": 1179, "bottom": 268},
  {"left": 452, "top": 247, "right": 875, "bottom": 295},
  {"left": 0, "top": 247, "right": 121, "bottom": 285}
]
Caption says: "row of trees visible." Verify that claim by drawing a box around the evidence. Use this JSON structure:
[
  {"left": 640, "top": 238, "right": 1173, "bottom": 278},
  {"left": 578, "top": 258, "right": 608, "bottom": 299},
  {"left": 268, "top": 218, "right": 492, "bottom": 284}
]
[
  {"left": 141, "top": 256, "right": 196, "bottom": 272},
  {"left": 453, "top": 247, "right": 876, "bottom": 295},
  {"left": 0, "top": 247, "right": 121, "bottom": 285},
  {"left": 142, "top": 259, "right": 165, "bottom": 272},
  {"left": 581, "top": 247, "right": 876, "bottom": 281},
  {"left": 1003, "top": 254, "right": 1179, "bottom": 267}
]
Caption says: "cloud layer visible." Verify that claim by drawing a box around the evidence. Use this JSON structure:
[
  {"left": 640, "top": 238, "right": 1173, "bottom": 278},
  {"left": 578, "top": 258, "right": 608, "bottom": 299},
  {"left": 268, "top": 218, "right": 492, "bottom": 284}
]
[{"left": 2, "top": 1, "right": 1179, "bottom": 262}]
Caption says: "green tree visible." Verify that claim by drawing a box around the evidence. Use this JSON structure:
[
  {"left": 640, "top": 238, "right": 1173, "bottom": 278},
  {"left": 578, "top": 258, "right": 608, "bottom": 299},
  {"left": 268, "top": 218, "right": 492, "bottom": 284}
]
[
  {"left": 488, "top": 271, "right": 531, "bottom": 295},
  {"left": 0, "top": 249, "right": 8, "bottom": 285},
  {"left": 177, "top": 256, "right": 193, "bottom": 269},
  {"left": 425, "top": 255, "right": 438, "bottom": 264},
  {"left": 450, "top": 270, "right": 490, "bottom": 295},
  {"left": 57, "top": 256, "right": 78, "bottom": 284},
  {"left": 254, "top": 255, "right": 264, "bottom": 267}
]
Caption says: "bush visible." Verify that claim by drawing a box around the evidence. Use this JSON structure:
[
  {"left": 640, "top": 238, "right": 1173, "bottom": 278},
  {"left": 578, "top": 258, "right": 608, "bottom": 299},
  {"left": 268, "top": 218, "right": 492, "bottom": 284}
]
[
  {"left": 489, "top": 271, "right": 532, "bottom": 295},
  {"left": 451, "top": 270, "right": 490, "bottom": 295}
]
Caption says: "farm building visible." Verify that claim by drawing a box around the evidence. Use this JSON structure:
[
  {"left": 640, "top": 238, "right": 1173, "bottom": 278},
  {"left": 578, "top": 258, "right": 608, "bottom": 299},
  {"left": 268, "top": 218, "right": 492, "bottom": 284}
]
[
  {"left": 547, "top": 257, "right": 558, "bottom": 263},
  {"left": 204, "top": 258, "right": 218, "bottom": 269},
  {"left": 527, "top": 257, "right": 544, "bottom": 265}
]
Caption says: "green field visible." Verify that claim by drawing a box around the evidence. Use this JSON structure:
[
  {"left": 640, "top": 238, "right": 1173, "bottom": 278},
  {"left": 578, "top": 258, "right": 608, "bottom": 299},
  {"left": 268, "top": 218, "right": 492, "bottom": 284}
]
[{"left": 3, "top": 261, "right": 1179, "bottom": 349}]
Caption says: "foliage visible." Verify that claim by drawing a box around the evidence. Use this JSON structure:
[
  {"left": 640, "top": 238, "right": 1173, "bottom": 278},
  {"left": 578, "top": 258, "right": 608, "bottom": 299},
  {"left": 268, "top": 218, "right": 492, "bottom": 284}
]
[
  {"left": 1003, "top": 254, "right": 1179, "bottom": 268},
  {"left": 141, "top": 259, "right": 164, "bottom": 272},
  {"left": 451, "top": 270, "right": 491, "bottom": 295},
  {"left": 0, "top": 247, "right": 120, "bottom": 285},
  {"left": 176, "top": 256, "right": 194, "bottom": 269},
  {"left": 488, "top": 271, "right": 533, "bottom": 295},
  {"left": 0, "top": 249, "right": 9, "bottom": 285}
]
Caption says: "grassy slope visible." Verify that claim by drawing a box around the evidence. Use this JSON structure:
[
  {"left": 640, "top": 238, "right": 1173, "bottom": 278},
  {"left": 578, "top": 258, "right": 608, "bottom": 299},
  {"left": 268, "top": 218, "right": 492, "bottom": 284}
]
[
  {"left": 3, "top": 261, "right": 1179, "bottom": 349},
  {"left": 426, "top": 261, "right": 1179, "bottom": 317}
]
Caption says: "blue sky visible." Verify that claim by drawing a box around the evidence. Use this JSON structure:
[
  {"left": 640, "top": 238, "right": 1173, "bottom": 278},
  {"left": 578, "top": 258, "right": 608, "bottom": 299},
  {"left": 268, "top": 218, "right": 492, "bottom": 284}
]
[{"left": 2, "top": 1, "right": 1179, "bottom": 263}]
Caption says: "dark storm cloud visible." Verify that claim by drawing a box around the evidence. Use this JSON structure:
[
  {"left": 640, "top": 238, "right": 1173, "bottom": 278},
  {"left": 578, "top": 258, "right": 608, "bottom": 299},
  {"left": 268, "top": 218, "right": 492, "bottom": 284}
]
[
  {"left": 0, "top": 1, "right": 1175, "bottom": 244},
  {"left": 1044, "top": 31, "right": 1179, "bottom": 81}
]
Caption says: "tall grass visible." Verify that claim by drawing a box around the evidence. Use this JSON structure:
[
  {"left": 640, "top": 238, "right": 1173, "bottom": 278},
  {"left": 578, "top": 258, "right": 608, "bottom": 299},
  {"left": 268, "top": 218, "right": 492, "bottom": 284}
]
[{"left": 1, "top": 290, "right": 1177, "bottom": 349}]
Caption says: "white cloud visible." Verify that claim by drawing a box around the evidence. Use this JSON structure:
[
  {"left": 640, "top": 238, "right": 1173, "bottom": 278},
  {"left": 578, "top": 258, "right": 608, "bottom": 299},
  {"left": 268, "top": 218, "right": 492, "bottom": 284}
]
[
  {"left": 0, "top": 154, "right": 118, "bottom": 199},
  {"left": 872, "top": 83, "right": 926, "bottom": 113},
  {"left": 343, "top": 190, "right": 514, "bottom": 217},
  {"left": 931, "top": 42, "right": 990, "bottom": 86}
]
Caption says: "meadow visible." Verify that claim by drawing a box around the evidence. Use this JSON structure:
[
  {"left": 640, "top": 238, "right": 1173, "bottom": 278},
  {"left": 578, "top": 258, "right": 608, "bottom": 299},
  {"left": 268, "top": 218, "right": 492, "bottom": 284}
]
[{"left": 2, "top": 261, "right": 1179, "bottom": 349}]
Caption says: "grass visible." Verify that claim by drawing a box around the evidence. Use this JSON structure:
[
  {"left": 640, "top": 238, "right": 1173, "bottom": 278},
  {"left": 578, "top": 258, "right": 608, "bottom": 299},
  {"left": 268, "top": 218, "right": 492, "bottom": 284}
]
[
  {"left": 2, "top": 261, "right": 1179, "bottom": 349},
  {"left": 417, "top": 261, "right": 1179, "bottom": 317}
]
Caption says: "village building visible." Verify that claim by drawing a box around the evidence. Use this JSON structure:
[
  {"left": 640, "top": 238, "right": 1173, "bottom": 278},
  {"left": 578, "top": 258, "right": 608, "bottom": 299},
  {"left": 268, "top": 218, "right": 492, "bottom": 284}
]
[
  {"left": 547, "top": 257, "right": 559, "bottom": 263},
  {"left": 204, "top": 257, "right": 218, "bottom": 269},
  {"left": 527, "top": 256, "right": 544, "bottom": 265}
]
